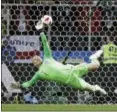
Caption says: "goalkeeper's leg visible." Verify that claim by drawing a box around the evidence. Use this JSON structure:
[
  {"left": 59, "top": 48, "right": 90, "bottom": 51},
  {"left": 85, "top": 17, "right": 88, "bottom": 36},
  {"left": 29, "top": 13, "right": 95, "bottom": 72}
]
[
  {"left": 68, "top": 76, "right": 107, "bottom": 95},
  {"left": 86, "top": 49, "right": 103, "bottom": 71},
  {"left": 78, "top": 78, "right": 107, "bottom": 95},
  {"left": 69, "top": 50, "right": 107, "bottom": 94},
  {"left": 73, "top": 49, "right": 103, "bottom": 77},
  {"left": 73, "top": 59, "right": 100, "bottom": 78}
]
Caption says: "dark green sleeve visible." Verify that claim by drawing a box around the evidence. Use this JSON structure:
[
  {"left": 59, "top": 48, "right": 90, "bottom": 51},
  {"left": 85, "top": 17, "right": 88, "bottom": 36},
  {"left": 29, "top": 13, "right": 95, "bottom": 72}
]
[
  {"left": 21, "top": 72, "right": 40, "bottom": 88},
  {"left": 40, "top": 32, "right": 52, "bottom": 58}
]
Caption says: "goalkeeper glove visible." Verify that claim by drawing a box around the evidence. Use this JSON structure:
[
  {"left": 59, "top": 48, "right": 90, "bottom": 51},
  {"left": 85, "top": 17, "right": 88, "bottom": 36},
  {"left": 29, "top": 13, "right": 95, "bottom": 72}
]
[{"left": 35, "top": 19, "right": 44, "bottom": 30}]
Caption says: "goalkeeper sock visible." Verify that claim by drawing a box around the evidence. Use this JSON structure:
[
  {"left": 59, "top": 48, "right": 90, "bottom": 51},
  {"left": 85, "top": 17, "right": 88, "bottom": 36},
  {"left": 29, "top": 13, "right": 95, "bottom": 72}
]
[
  {"left": 94, "top": 85, "right": 107, "bottom": 95},
  {"left": 85, "top": 83, "right": 107, "bottom": 95},
  {"left": 89, "top": 50, "right": 103, "bottom": 60},
  {"left": 79, "top": 78, "right": 107, "bottom": 95},
  {"left": 79, "top": 78, "right": 96, "bottom": 91}
]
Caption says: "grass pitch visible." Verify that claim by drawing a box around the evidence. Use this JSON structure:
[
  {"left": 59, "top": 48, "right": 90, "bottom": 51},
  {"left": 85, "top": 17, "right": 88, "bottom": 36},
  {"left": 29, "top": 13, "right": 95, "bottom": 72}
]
[{"left": 2, "top": 104, "right": 117, "bottom": 111}]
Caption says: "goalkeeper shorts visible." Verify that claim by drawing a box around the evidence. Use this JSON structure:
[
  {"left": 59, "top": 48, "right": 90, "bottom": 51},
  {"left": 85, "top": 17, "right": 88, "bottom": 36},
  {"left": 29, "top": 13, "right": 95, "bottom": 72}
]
[
  {"left": 66, "top": 63, "right": 89, "bottom": 89},
  {"left": 72, "top": 63, "right": 89, "bottom": 77}
]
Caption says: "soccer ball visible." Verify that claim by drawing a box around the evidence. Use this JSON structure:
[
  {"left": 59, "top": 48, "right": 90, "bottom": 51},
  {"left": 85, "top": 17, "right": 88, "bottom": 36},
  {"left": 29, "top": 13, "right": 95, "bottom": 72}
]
[
  {"left": 42, "top": 15, "right": 53, "bottom": 25},
  {"left": 35, "top": 15, "right": 53, "bottom": 30}
]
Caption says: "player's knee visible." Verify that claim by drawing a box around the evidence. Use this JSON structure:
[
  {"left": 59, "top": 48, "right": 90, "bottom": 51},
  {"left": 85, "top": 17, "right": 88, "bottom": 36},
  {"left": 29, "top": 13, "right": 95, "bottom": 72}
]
[
  {"left": 93, "top": 60, "right": 100, "bottom": 68},
  {"left": 88, "top": 60, "right": 100, "bottom": 71}
]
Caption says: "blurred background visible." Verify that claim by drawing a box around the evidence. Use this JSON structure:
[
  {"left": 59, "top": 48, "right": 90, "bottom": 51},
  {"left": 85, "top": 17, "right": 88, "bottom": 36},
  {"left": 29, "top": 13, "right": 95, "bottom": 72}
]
[{"left": 1, "top": 0, "right": 117, "bottom": 104}]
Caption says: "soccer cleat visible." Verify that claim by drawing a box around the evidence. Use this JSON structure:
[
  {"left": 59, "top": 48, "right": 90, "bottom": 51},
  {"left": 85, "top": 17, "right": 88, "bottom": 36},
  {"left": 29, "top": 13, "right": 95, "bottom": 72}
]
[
  {"left": 95, "top": 85, "right": 107, "bottom": 95},
  {"left": 89, "top": 50, "right": 103, "bottom": 60}
]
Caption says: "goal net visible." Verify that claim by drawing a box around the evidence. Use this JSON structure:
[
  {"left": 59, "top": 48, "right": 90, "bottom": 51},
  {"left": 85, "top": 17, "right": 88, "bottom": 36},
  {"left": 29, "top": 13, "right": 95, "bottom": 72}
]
[{"left": 1, "top": 0, "right": 117, "bottom": 104}]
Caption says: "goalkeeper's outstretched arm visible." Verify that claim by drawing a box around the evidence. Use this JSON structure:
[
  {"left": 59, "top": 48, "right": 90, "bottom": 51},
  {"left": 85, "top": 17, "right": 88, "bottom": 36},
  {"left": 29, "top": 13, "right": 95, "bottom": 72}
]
[
  {"left": 35, "top": 15, "right": 52, "bottom": 59},
  {"left": 21, "top": 72, "right": 40, "bottom": 88},
  {"left": 40, "top": 32, "right": 52, "bottom": 59},
  {"left": 11, "top": 72, "right": 40, "bottom": 89}
]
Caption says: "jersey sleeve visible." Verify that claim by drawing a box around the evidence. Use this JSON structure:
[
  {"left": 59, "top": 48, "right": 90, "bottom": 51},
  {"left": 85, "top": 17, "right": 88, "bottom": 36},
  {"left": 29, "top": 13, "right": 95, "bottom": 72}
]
[
  {"left": 40, "top": 32, "right": 52, "bottom": 59},
  {"left": 21, "top": 72, "right": 40, "bottom": 88}
]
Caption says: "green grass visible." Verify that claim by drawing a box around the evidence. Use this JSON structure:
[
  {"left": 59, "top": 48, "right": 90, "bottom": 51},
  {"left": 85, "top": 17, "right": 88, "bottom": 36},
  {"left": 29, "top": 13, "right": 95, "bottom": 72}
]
[{"left": 2, "top": 104, "right": 117, "bottom": 111}]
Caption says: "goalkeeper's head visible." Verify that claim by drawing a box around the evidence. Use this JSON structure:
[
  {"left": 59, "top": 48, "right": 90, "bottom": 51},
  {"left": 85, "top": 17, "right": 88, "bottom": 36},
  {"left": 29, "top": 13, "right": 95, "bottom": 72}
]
[{"left": 32, "top": 55, "right": 42, "bottom": 67}]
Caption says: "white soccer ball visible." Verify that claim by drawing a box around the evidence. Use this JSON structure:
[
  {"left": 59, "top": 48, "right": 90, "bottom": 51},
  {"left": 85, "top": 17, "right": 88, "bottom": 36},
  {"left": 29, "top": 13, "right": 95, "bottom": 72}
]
[{"left": 42, "top": 15, "right": 53, "bottom": 25}]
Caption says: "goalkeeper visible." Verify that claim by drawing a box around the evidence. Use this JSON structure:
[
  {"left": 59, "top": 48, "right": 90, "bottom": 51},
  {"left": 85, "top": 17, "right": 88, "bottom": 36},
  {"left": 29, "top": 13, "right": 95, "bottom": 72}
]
[{"left": 11, "top": 16, "right": 107, "bottom": 95}]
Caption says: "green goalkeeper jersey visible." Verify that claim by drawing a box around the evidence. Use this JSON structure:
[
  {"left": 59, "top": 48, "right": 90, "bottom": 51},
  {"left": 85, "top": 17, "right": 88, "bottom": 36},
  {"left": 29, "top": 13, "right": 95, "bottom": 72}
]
[
  {"left": 35, "top": 32, "right": 73, "bottom": 84},
  {"left": 22, "top": 32, "right": 88, "bottom": 89},
  {"left": 21, "top": 32, "right": 74, "bottom": 88}
]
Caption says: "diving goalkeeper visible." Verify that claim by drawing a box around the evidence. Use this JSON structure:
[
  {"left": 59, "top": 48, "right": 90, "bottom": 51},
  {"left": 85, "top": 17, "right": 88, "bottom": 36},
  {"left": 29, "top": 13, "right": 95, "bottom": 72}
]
[{"left": 11, "top": 16, "right": 107, "bottom": 95}]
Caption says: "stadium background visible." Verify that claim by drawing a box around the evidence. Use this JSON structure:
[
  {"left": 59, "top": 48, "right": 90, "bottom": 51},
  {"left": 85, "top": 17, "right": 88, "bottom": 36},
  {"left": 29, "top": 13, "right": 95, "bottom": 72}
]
[{"left": 1, "top": 0, "right": 117, "bottom": 108}]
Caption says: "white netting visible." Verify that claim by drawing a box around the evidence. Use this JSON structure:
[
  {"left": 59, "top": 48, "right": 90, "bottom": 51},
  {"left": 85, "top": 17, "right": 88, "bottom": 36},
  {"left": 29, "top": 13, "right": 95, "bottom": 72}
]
[{"left": 1, "top": 0, "right": 117, "bottom": 104}]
